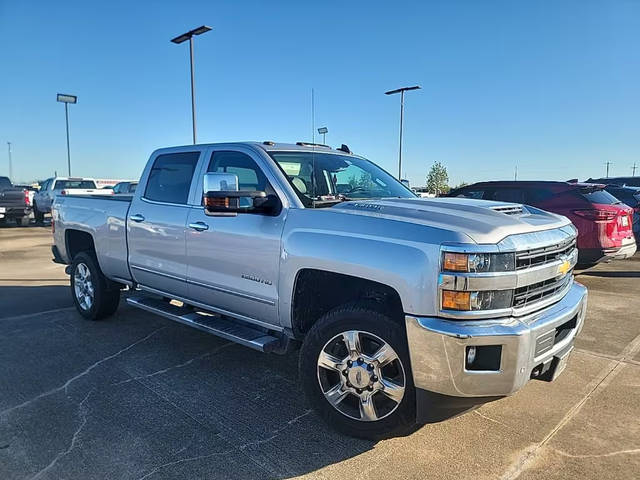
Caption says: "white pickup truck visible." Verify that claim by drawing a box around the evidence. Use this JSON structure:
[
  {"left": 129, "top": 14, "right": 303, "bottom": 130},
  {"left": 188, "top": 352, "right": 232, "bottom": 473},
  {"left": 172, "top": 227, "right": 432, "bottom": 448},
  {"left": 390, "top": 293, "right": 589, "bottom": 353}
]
[
  {"left": 52, "top": 142, "right": 587, "bottom": 439},
  {"left": 33, "top": 177, "right": 113, "bottom": 223}
]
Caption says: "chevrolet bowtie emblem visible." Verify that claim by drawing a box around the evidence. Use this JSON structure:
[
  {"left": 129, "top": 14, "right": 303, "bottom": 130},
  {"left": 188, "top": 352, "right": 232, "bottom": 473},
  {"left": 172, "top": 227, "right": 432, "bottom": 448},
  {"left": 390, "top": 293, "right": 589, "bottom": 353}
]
[{"left": 557, "top": 260, "right": 571, "bottom": 276}]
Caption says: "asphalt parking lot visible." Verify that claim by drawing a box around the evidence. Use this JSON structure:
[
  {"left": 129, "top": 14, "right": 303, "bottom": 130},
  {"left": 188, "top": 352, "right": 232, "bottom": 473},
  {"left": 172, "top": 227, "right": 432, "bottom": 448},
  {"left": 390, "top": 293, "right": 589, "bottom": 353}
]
[{"left": 1, "top": 224, "right": 639, "bottom": 480}]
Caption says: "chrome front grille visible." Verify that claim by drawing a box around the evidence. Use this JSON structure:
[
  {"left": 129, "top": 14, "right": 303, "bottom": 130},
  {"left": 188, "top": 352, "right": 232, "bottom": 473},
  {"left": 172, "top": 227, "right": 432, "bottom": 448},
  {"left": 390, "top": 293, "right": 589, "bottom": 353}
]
[
  {"left": 438, "top": 226, "right": 578, "bottom": 320},
  {"left": 513, "top": 272, "right": 573, "bottom": 308},
  {"left": 516, "top": 239, "right": 576, "bottom": 270}
]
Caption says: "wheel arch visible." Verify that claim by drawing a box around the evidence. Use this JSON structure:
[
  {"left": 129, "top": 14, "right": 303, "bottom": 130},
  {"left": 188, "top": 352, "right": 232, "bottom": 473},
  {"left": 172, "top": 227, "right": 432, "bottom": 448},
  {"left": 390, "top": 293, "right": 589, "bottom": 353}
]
[
  {"left": 65, "top": 229, "right": 96, "bottom": 260},
  {"left": 290, "top": 269, "right": 404, "bottom": 338}
]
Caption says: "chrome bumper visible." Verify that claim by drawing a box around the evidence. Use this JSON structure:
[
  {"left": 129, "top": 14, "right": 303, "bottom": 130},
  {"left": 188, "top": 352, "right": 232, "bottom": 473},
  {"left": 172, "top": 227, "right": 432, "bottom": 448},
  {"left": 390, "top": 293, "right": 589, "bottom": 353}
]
[{"left": 406, "top": 281, "right": 588, "bottom": 397}]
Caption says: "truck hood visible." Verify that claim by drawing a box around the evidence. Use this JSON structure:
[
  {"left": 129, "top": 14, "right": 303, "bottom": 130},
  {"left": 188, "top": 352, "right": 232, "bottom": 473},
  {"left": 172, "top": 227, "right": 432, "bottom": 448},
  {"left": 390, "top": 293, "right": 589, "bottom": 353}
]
[{"left": 330, "top": 197, "right": 572, "bottom": 244}]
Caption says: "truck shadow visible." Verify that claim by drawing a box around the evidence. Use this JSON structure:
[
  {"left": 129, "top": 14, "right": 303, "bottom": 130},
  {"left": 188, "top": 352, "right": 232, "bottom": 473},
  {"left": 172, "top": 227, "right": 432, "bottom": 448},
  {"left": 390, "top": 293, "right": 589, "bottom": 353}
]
[{"left": 1, "top": 287, "right": 389, "bottom": 479}]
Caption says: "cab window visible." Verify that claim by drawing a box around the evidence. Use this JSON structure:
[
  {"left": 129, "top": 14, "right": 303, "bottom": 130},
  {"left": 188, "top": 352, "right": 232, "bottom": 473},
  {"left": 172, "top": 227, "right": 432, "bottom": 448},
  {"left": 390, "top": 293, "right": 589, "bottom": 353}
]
[
  {"left": 144, "top": 152, "right": 200, "bottom": 204},
  {"left": 207, "top": 151, "right": 274, "bottom": 207}
]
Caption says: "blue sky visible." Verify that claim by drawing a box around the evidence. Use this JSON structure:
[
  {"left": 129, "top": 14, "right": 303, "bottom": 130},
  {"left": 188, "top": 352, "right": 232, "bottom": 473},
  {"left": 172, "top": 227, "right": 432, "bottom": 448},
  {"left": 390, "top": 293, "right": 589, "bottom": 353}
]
[{"left": 1, "top": 0, "right": 638, "bottom": 187}]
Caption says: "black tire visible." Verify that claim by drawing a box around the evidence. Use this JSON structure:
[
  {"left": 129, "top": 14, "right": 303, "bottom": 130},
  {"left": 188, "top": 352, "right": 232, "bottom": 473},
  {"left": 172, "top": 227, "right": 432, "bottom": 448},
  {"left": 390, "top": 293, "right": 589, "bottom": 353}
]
[
  {"left": 299, "top": 303, "right": 417, "bottom": 440},
  {"left": 33, "top": 203, "right": 44, "bottom": 224},
  {"left": 19, "top": 216, "right": 30, "bottom": 227},
  {"left": 70, "top": 252, "right": 121, "bottom": 320}
]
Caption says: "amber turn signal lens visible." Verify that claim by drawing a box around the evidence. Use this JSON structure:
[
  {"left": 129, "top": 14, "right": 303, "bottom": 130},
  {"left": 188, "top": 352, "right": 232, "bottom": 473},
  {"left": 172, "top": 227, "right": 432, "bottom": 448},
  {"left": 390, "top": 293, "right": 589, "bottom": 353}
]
[
  {"left": 205, "top": 196, "right": 230, "bottom": 208},
  {"left": 442, "top": 290, "right": 471, "bottom": 310},
  {"left": 443, "top": 252, "right": 468, "bottom": 272}
]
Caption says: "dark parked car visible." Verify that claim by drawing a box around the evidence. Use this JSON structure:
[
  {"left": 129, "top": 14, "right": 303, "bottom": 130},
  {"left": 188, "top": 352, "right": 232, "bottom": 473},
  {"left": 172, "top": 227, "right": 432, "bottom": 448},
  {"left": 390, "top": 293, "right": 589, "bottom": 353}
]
[
  {"left": 0, "top": 176, "right": 32, "bottom": 226},
  {"left": 446, "top": 181, "right": 636, "bottom": 266},
  {"left": 586, "top": 176, "right": 640, "bottom": 187},
  {"left": 603, "top": 185, "right": 640, "bottom": 241}
]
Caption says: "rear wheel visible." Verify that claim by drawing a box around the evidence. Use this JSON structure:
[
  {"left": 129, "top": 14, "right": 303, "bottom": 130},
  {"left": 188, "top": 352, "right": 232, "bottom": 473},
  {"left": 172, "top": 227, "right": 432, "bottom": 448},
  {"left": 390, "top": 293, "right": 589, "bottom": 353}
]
[
  {"left": 299, "top": 303, "right": 417, "bottom": 440},
  {"left": 70, "top": 252, "right": 120, "bottom": 320},
  {"left": 33, "top": 202, "right": 44, "bottom": 224}
]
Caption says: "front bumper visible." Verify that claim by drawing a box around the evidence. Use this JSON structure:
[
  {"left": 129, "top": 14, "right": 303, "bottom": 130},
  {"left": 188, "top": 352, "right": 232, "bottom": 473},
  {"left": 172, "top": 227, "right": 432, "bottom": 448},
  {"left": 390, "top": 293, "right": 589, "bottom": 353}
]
[{"left": 406, "top": 281, "right": 588, "bottom": 398}]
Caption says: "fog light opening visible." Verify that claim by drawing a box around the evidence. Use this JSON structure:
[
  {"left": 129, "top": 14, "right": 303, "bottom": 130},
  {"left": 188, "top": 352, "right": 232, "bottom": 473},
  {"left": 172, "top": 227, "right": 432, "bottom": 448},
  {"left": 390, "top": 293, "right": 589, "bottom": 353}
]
[
  {"left": 465, "top": 345, "right": 502, "bottom": 371},
  {"left": 466, "top": 346, "right": 476, "bottom": 366}
]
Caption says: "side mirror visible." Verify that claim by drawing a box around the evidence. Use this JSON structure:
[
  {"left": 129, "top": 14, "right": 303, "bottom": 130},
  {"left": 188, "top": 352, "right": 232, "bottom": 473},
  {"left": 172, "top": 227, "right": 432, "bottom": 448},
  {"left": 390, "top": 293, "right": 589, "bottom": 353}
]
[{"left": 203, "top": 172, "right": 280, "bottom": 216}]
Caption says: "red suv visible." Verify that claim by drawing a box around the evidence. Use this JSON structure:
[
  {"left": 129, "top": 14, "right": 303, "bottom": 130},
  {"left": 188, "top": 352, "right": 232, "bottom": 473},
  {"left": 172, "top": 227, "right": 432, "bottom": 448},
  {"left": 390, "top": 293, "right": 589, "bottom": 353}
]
[{"left": 446, "top": 181, "right": 637, "bottom": 266}]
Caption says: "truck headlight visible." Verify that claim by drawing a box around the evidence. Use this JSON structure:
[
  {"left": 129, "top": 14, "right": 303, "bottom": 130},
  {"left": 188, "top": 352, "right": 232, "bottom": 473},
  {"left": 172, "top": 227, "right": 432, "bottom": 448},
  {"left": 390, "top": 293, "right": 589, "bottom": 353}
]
[
  {"left": 442, "top": 252, "right": 515, "bottom": 273},
  {"left": 442, "top": 290, "right": 513, "bottom": 311}
]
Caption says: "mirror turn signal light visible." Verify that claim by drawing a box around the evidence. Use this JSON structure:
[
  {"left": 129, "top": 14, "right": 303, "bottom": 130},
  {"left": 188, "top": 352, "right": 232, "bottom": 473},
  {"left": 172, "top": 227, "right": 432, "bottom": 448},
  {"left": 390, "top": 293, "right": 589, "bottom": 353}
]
[{"left": 442, "top": 290, "right": 471, "bottom": 310}]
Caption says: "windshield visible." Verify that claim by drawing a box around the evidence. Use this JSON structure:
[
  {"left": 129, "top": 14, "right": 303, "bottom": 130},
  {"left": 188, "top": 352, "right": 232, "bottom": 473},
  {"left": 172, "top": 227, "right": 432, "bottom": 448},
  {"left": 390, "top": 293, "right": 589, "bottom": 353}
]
[
  {"left": 269, "top": 151, "right": 415, "bottom": 207},
  {"left": 54, "top": 180, "right": 97, "bottom": 190}
]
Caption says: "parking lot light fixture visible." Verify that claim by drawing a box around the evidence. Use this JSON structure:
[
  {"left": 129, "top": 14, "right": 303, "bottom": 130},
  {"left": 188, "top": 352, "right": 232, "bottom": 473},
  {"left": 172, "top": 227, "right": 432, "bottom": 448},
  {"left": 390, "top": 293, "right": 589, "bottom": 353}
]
[
  {"left": 318, "top": 127, "right": 328, "bottom": 144},
  {"left": 385, "top": 85, "right": 421, "bottom": 179},
  {"left": 57, "top": 93, "right": 78, "bottom": 176},
  {"left": 171, "top": 25, "right": 212, "bottom": 145}
]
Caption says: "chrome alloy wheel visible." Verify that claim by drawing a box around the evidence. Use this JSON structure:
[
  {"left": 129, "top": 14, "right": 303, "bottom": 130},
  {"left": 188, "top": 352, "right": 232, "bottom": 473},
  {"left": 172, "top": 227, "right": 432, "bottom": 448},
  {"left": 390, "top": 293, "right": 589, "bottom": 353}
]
[
  {"left": 316, "top": 330, "right": 406, "bottom": 422},
  {"left": 74, "top": 263, "right": 94, "bottom": 311}
]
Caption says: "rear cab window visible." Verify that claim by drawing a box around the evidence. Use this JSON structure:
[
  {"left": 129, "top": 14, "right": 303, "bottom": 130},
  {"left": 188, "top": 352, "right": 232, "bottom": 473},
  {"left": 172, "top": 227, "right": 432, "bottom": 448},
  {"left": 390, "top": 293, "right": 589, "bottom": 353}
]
[
  {"left": 0, "top": 177, "right": 12, "bottom": 189},
  {"left": 54, "top": 180, "right": 97, "bottom": 190},
  {"left": 144, "top": 152, "right": 200, "bottom": 204}
]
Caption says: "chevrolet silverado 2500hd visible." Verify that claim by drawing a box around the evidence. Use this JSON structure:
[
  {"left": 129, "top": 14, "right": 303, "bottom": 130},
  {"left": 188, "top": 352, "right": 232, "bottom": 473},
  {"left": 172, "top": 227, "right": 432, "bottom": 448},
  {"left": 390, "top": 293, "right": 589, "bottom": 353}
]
[{"left": 52, "top": 142, "right": 588, "bottom": 439}]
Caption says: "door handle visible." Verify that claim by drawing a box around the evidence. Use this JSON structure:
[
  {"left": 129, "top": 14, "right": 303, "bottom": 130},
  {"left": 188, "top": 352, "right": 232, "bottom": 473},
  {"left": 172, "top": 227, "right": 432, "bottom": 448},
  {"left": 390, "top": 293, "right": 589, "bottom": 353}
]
[
  {"left": 130, "top": 214, "right": 145, "bottom": 222},
  {"left": 188, "top": 221, "right": 209, "bottom": 232}
]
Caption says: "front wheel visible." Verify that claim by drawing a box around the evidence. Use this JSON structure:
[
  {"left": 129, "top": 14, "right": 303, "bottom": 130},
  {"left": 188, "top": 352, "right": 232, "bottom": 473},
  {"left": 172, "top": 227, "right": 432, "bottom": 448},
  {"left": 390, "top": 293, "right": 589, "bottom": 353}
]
[
  {"left": 299, "top": 303, "right": 417, "bottom": 440},
  {"left": 70, "top": 252, "right": 121, "bottom": 320}
]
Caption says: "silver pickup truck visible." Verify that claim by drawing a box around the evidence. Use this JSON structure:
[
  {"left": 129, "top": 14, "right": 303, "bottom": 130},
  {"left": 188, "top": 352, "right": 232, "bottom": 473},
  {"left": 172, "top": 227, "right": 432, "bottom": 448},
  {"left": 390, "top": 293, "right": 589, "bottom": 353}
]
[{"left": 52, "top": 142, "right": 587, "bottom": 439}]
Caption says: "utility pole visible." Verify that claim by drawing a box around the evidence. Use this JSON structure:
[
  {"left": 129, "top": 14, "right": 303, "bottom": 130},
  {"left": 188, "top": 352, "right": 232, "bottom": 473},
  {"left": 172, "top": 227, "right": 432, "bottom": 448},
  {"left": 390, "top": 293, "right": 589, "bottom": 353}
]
[
  {"left": 605, "top": 161, "right": 613, "bottom": 178},
  {"left": 632, "top": 162, "right": 637, "bottom": 176},
  {"left": 7, "top": 142, "right": 12, "bottom": 181},
  {"left": 514, "top": 165, "right": 518, "bottom": 181}
]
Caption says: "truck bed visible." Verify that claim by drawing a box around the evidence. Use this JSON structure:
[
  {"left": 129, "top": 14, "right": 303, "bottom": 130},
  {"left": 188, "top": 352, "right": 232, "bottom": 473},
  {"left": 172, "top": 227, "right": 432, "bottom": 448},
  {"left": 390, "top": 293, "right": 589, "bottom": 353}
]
[{"left": 53, "top": 194, "right": 132, "bottom": 282}]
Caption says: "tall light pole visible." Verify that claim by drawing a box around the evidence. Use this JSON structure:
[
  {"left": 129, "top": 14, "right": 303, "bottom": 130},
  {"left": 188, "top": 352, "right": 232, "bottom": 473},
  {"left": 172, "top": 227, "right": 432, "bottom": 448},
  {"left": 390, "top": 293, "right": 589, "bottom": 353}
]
[
  {"left": 171, "top": 25, "right": 212, "bottom": 145},
  {"left": 57, "top": 94, "right": 77, "bottom": 176},
  {"left": 318, "top": 126, "right": 328, "bottom": 144},
  {"left": 385, "top": 85, "right": 420, "bottom": 179},
  {"left": 7, "top": 142, "right": 12, "bottom": 181}
]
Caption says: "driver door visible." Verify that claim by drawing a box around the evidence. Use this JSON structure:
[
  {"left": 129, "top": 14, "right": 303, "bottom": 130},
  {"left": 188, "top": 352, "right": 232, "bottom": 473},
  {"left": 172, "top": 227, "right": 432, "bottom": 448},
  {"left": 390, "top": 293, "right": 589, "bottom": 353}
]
[{"left": 185, "top": 148, "right": 285, "bottom": 327}]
